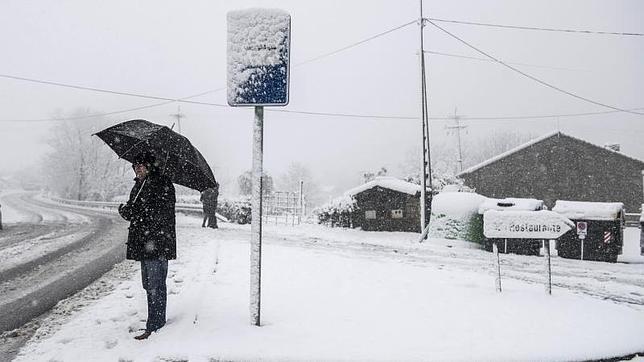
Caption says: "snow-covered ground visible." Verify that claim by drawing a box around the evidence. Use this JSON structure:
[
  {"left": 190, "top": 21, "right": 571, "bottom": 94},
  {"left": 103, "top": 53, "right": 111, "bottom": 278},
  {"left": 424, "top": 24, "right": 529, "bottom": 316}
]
[{"left": 11, "top": 213, "right": 644, "bottom": 361}]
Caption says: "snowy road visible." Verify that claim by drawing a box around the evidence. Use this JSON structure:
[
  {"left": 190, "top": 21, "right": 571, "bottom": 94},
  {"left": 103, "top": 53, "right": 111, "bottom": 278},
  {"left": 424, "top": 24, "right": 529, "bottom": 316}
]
[{"left": 0, "top": 192, "right": 127, "bottom": 333}]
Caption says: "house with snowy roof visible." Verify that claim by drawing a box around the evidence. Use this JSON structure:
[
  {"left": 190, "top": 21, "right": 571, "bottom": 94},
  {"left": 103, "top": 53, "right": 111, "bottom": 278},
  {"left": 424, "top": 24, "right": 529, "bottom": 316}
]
[
  {"left": 344, "top": 177, "right": 428, "bottom": 232},
  {"left": 457, "top": 132, "right": 644, "bottom": 212}
]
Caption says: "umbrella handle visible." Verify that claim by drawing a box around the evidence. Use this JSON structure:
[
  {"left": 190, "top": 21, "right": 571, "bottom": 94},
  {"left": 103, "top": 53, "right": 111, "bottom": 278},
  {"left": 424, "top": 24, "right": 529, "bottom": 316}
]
[
  {"left": 162, "top": 151, "right": 170, "bottom": 176},
  {"left": 133, "top": 178, "right": 147, "bottom": 203}
]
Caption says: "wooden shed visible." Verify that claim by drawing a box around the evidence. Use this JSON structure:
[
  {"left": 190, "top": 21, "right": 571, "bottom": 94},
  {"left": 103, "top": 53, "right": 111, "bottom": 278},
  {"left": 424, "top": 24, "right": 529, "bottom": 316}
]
[
  {"left": 345, "top": 177, "right": 424, "bottom": 232},
  {"left": 457, "top": 132, "right": 644, "bottom": 212}
]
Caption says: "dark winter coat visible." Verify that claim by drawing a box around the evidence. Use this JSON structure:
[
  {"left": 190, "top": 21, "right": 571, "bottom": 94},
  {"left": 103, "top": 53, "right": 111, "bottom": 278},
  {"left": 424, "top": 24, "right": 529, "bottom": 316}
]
[
  {"left": 200, "top": 185, "right": 219, "bottom": 214},
  {"left": 119, "top": 172, "right": 176, "bottom": 261}
]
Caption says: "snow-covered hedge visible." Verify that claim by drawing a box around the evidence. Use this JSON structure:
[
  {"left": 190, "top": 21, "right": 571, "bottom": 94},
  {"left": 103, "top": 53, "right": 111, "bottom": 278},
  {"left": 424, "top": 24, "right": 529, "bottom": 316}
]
[
  {"left": 217, "top": 197, "right": 252, "bottom": 224},
  {"left": 112, "top": 193, "right": 252, "bottom": 224},
  {"left": 428, "top": 190, "right": 487, "bottom": 244},
  {"left": 314, "top": 195, "right": 357, "bottom": 228}
]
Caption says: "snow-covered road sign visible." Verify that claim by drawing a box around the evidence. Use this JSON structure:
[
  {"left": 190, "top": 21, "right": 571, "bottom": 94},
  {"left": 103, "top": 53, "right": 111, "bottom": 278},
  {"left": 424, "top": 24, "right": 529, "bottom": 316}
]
[
  {"left": 227, "top": 9, "right": 291, "bottom": 106},
  {"left": 483, "top": 210, "right": 574, "bottom": 239}
]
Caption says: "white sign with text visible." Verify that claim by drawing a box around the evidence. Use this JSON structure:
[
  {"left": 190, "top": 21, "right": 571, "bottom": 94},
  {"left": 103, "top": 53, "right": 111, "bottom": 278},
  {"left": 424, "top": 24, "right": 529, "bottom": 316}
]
[{"left": 484, "top": 210, "right": 574, "bottom": 239}]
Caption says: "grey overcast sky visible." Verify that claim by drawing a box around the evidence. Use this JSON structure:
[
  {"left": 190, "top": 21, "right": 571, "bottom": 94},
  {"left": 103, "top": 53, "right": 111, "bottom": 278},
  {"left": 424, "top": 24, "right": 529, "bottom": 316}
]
[{"left": 1, "top": 0, "right": 642, "bottom": 194}]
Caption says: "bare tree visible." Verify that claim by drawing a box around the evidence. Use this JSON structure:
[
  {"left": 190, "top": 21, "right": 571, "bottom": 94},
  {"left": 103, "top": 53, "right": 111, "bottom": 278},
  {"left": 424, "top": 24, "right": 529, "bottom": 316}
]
[
  {"left": 237, "top": 170, "right": 274, "bottom": 196},
  {"left": 463, "top": 130, "right": 538, "bottom": 168},
  {"left": 397, "top": 130, "right": 538, "bottom": 190},
  {"left": 277, "top": 162, "right": 322, "bottom": 207},
  {"left": 41, "top": 109, "right": 130, "bottom": 200}
]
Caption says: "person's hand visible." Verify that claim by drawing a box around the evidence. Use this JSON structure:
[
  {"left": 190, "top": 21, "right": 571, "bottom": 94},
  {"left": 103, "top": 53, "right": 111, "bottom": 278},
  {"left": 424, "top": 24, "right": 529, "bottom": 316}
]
[{"left": 118, "top": 202, "right": 133, "bottom": 220}]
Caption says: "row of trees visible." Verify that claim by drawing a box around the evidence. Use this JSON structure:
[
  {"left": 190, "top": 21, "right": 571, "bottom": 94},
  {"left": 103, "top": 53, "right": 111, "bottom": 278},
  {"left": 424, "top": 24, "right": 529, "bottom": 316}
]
[
  {"left": 39, "top": 109, "right": 535, "bottom": 206},
  {"left": 39, "top": 110, "right": 325, "bottom": 205}
]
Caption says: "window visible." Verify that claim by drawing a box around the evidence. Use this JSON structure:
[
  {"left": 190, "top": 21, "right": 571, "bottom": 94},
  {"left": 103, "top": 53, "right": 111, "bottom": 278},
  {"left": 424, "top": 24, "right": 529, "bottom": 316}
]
[
  {"left": 365, "top": 210, "right": 377, "bottom": 219},
  {"left": 391, "top": 209, "right": 403, "bottom": 219}
]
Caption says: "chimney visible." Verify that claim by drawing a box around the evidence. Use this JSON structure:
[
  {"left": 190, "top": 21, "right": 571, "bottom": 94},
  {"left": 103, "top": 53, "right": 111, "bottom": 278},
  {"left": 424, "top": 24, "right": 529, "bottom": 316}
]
[{"left": 604, "top": 143, "right": 620, "bottom": 152}]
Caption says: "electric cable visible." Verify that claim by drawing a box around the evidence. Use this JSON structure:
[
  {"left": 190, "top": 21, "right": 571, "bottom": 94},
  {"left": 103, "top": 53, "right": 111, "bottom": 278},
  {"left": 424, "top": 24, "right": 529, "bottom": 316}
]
[
  {"left": 0, "top": 20, "right": 418, "bottom": 122},
  {"left": 426, "top": 19, "right": 644, "bottom": 116},
  {"left": 427, "top": 17, "right": 644, "bottom": 36},
  {"left": 424, "top": 50, "right": 585, "bottom": 72}
]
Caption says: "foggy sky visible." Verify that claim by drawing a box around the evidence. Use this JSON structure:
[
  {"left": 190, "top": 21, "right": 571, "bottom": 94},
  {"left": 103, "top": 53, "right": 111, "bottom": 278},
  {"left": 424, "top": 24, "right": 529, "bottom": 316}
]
[{"left": 1, "top": 0, "right": 642, "bottom": 196}]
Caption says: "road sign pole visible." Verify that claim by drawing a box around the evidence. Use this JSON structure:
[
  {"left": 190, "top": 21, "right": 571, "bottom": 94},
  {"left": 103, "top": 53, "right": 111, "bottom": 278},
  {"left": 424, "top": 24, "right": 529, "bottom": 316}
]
[
  {"left": 250, "top": 105, "right": 264, "bottom": 326},
  {"left": 580, "top": 237, "right": 584, "bottom": 261},
  {"left": 544, "top": 239, "right": 552, "bottom": 295},
  {"left": 493, "top": 241, "right": 502, "bottom": 292}
]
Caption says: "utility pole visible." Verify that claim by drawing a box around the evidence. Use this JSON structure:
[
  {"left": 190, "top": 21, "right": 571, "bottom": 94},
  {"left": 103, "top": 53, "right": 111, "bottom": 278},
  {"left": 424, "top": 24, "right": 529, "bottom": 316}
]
[
  {"left": 418, "top": 0, "right": 433, "bottom": 240},
  {"left": 170, "top": 106, "right": 185, "bottom": 134},
  {"left": 445, "top": 108, "right": 467, "bottom": 173}
]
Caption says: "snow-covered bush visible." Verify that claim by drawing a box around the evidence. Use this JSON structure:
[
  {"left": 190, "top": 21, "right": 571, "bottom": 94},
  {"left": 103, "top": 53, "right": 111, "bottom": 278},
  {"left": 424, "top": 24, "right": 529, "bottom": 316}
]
[
  {"left": 314, "top": 195, "right": 357, "bottom": 228},
  {"left": 217, "top": 196, "right": 252, "bottom": 224},
  {"left": 428, "top": 190, "right": 487, "bottom": 244}
]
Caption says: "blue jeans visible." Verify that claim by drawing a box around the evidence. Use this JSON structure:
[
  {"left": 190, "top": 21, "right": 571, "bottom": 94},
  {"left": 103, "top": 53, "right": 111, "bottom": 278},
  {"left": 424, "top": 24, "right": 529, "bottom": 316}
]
[{"left": 140, "top": 258, "right": 168, "bottom": 332}]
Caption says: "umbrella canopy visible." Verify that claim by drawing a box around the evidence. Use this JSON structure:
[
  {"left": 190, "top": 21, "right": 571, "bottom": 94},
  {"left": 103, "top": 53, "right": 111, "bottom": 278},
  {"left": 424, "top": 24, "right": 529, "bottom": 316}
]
[{"left": 95, "top": 119, "right": 217, "bottom": 192}]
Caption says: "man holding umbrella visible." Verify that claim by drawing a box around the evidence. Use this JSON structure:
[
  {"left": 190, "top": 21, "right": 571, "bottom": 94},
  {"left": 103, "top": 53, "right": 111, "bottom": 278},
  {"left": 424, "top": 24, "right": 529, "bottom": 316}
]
[
  {"left": 118, "top": 151, "right": 176, "bottom": 340},
  {"left": 95, "top": 119, "right": 218, "bottom": 338}
]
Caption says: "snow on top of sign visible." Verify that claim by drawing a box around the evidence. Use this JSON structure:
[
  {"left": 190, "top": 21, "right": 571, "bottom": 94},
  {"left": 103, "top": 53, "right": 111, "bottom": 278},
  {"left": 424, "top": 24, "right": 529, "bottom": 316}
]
[
  {"left": 552, "top": 200, "right": 624, "bottom": 221},
  {"left": 345, "top": 177, "right": 421, "bottom": 196},
  {"left": 478, "top": 198, "right": 544, "bottom": 214},
  {"left": 227, "top": 8, "right": 290, "bottom": 104}
]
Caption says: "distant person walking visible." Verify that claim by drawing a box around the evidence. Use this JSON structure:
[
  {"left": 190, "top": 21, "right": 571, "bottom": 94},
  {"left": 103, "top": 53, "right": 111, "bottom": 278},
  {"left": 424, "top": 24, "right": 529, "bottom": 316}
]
[
  {"left": 200, "top": 184, "right": 219, "bottom": 229},
  {"left": 118, "top": 152, "right": 176, "bottom": 340}
]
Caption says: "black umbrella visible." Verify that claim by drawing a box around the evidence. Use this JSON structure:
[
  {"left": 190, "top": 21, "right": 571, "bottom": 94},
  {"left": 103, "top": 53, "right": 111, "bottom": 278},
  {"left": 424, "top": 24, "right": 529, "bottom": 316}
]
[{"left": 94, "top": 119, "right": 217, "bottom": 192}]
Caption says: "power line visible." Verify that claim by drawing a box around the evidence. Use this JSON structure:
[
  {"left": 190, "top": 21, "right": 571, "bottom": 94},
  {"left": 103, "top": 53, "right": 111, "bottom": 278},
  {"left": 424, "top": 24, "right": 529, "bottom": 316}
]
[
  {"left": 295, "top": 19, "right": 417, "bottom": 66},
  {"left": 1, "top": 65, "right": 642, "bottom": 122},
  {"left": 426, "top": 19, "right": 644, "bottom": 116},
  {"left": 428, "top": 17, "right": 644, "bottom": 37},
  {"left": 424, "top": 50, "right": 585, "bottom": 72},
  {"left": 0, "top": 20, "right": 418, "bottom": 123},
  {"left": 0, "top": 73, "right": 228, "bottom": 107},
  {"left": 1, "top": 19, "right": 642, "bottom": 122}
]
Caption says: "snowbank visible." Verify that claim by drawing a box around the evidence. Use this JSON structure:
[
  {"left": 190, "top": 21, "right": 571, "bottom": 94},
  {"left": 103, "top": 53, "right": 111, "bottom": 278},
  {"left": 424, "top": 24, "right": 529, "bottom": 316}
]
[
  {"left": 428, "top": 191, "right": 487, "bottom": 243},
  {"left": 13, "top": 216, "right": 644, "bottom": 361}
]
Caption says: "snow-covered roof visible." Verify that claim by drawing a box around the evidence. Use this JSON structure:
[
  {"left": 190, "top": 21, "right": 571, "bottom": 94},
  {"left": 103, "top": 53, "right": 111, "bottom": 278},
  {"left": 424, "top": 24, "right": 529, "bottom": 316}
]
[
  {"left": 552, "top": 200, "right": 624, "bottom": 221},
  {"left": 458, "top": 131, "right": 560, "bottom": 176},
  {"left": 430, "top": 191, "right": 487, "bottom": 219},
  {"left": 344, "top": 177, "right": 421, "bottom": 197},
  {"left": 478, "top": 198, "right": 545, "bottom": 214},
  {"left": 457, "top": 131, "right": 644, "bottom": 176}
]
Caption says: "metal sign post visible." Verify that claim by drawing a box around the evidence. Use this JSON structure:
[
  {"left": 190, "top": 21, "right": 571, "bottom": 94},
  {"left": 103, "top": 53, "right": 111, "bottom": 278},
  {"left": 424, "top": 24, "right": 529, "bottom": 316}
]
[
  {"left": 544, "top": 239, "right": 552, "bottom": 295},
  {"left": 227, "top": 8, "right": 291, "bottom": 326},
  {"left": 576, "top": 221, "right": 587, "bottom": 261},
  {"left": 483, "top": 210, "right": 573, "bottom": 295},
  {"left": 493, "top": 241, "right": 502, "bottom": 292},
  {"left": 250, "top": 106, "right": 264, "bottom": 326}
]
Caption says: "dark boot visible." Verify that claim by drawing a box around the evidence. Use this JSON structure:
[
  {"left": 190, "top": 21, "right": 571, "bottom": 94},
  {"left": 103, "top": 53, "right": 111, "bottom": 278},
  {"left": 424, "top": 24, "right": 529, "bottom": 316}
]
[{"left": 134, "top": 331, "right": 152, "bottom": 340}]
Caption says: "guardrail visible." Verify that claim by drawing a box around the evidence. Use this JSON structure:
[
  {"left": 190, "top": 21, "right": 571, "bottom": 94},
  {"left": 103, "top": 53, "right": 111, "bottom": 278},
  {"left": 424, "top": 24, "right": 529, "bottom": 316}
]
[{"left": 48, "top": 197, "right": 229, "bottom": 222}]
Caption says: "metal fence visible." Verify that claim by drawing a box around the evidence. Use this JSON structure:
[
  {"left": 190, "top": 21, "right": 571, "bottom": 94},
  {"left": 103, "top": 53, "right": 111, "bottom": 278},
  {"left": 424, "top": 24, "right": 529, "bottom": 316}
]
[{"left": 262, "top": 191, "right": 305, "bottom": 225}]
